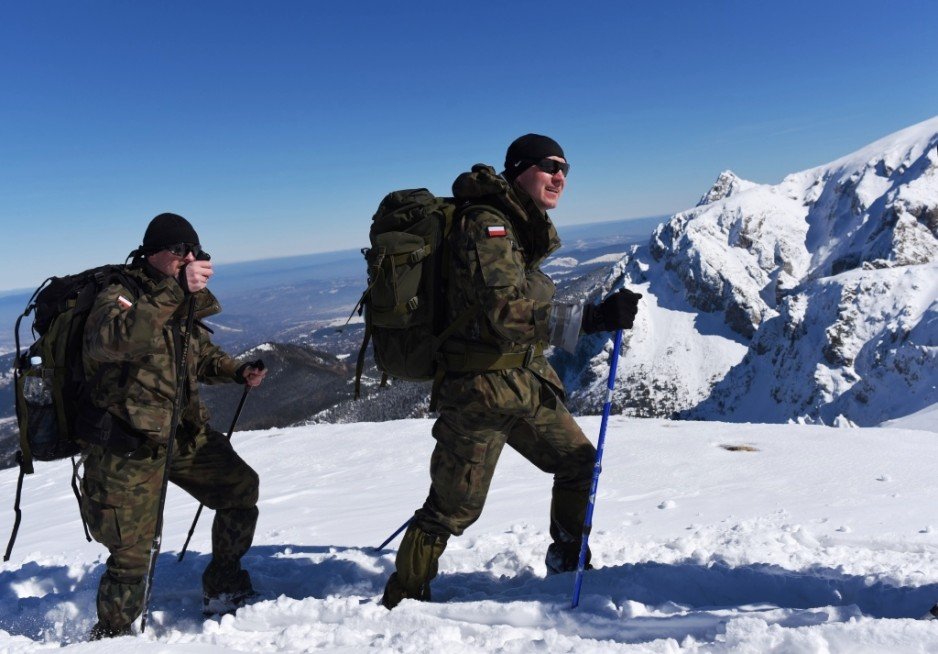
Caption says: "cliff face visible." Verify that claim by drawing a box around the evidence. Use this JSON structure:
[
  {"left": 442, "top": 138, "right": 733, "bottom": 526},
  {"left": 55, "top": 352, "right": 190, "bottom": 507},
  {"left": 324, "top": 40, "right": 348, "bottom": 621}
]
[{"left": 564, "top": 117, "right": 938, "bottom": 426}]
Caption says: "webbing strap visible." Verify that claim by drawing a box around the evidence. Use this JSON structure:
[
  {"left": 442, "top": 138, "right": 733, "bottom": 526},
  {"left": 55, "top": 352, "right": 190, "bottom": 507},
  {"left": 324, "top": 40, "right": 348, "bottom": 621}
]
[
  {"left": 3, "top": 452, "right": 26, "bottom": 562},
  {"left": 354, "top": 323, "right": 372, "bottom": 399},
  {"left": 71, "top": 454, "right": 91, "bottom": 542},
  {"left": 439, "top": 343, "right": 544, "bottom": 372},
  {"left": 429, "top": 365, "right": 446, "bottom": 413}
]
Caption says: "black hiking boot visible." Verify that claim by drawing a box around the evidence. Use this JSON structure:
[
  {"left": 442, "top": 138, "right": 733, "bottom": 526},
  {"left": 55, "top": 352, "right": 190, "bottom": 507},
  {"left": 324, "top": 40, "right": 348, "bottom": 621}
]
[
  {"left": 202, "top": 562, "right": 255, "bottom": 615},
  {"left": 381, "top": 524, "right": 446, "bottom": 610},
  {"left": 928, "top": 603, "right": 938, "bottom": 620},
  {"left": 89, "top": 621, "right": 133, "bottom": 640},
  {"left": 203, "top": 587, "right": 258, "bottom": 615},
  {"left": 381, "top": 572, "right": 431, "bottom": 610},
  {"left": 545, "top": 542, "right": 592, "bottom": 575}
]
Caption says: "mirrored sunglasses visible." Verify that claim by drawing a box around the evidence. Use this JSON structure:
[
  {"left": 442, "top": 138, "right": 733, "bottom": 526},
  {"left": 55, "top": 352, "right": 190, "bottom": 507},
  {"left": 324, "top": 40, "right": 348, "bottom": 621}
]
[{"left": 534, "top": 158, "right": 570, "bottom": 176}]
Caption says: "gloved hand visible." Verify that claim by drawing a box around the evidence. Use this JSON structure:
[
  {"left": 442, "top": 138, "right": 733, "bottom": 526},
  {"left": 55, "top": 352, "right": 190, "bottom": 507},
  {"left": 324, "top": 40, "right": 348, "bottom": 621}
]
[
  {"left": 236, "top": 359, "right": 267, "bottom": 387},
  {"left": 582, "top": 288, "right": 642, "bottom": 333}
]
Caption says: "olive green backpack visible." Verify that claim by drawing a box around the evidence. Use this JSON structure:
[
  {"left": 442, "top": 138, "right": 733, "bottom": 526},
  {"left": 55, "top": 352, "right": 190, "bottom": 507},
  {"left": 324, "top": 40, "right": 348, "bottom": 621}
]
[
  {"left": 5, "top": 265, "right": 138, "bottom": 560},
  {"left": 352, "top": 189, "right": 474, "bottom": 400}
]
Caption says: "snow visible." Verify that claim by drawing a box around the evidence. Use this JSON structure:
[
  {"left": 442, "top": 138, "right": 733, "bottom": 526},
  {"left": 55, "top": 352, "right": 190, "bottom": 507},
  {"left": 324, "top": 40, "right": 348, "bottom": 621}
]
[
  {"left": 582, "top": 253, "right": 628, "bottom": 266},
  {"left": 544, "top": 257, "right": 579, "bottom": 269},
  {"left": 880, "top": 403, "right": 938, "bottom": 433},
  {"left": 3, "top": 416, "right": 938, "bottom": 651},
  {"left": 568, "top": 116, "right": 938, "bottom": 426}
]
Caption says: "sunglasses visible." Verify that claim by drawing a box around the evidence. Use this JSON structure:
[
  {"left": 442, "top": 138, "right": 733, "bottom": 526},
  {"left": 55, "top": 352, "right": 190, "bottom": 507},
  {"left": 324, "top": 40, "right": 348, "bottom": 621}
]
[
  {"left": 165, "top": 243, "right": 203, "bottom": 258},
  {"left": 533, "top": 158, "right": 570, "bottom": 176}
]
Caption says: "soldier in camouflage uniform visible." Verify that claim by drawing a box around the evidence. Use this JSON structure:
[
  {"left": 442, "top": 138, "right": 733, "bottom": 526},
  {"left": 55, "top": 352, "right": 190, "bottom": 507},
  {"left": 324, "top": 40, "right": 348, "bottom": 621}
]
[
  {"left": 382, "top": 135, "right": 642, "bottom": 608},
  {"left": 79, "top": 213, "right": 267, "bottom": 639}
]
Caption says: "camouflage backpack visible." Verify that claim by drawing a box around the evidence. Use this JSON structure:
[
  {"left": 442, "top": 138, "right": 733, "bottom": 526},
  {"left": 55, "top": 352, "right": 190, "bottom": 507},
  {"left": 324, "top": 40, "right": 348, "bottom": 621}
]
[
  {"left": 352, "top": 189, "right": 479, "bottom": 400},
  {"left": 4, "top": 264, "right": 139, "bottom": 560}
]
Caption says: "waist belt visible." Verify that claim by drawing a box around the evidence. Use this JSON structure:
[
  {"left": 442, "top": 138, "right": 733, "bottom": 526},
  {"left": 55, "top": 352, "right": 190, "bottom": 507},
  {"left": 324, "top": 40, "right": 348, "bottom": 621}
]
[{"left": 439, "top": 342, "right": 544, "bottom": 372}]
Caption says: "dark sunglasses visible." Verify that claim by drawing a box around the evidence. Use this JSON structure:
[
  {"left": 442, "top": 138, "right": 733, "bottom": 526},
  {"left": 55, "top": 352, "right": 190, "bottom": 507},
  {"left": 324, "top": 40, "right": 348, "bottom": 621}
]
[
  {"left": 534, "top": 158, "right": 570, "bottom": 176},
  {"left": 165, "top": 242, "right": 203, "bottom": 258}
]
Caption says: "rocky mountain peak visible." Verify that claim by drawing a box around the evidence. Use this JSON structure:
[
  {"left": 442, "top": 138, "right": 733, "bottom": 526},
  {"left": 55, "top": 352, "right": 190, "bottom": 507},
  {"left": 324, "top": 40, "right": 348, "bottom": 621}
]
[
  {"left": 696, "top": 170, "right": 754, "bottom": 206},
  {"left": 565, "top": 116, "right": 938, "bottom": 428}
]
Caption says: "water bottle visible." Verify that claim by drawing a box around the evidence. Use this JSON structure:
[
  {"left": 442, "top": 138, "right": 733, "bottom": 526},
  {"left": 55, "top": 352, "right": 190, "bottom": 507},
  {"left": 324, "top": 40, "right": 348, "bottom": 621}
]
[
  {"left": 23, "top": 354, "right": 58, "bottom": 459},
  {"left": 23, "top": 356, "right": 52, "bottom": 405}
]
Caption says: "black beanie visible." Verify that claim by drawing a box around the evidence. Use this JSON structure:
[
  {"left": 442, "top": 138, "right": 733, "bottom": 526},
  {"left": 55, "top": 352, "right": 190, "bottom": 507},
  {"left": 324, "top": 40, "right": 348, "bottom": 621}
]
[
  {"left": 503, "top": 134, "right": 566, "bottom": 182},
  {"left": 141, "top": 213, "right": 200, "bottom": 252}
]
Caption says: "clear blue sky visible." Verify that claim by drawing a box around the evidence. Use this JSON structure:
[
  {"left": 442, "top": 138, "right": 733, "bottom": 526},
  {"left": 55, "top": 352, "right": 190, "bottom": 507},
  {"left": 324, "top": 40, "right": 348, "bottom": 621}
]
[{"left": 2, "top": 0, "right": 937, "bottom": 291}]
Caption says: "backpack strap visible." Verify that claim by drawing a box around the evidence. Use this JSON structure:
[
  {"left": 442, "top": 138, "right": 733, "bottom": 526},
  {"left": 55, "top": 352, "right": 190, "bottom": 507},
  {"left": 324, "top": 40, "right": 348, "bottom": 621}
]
[
  {"left": 3, "top": 452, "right": 27, "bottom": 562},
  {"left": 353, "top": 322, "right": 372, "bottom": 400},
  {"left": 71, "top": 454, "right": 92, "bottom": 543},
  {"left": 438, "top": 342, "right": 544, "bottom": 372}
]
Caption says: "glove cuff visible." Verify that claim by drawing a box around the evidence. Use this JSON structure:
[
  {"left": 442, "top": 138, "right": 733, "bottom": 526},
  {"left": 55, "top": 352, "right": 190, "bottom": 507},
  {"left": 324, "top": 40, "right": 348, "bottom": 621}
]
[{"left": 582, "top": 302, "right": 603, "bottom": 334}]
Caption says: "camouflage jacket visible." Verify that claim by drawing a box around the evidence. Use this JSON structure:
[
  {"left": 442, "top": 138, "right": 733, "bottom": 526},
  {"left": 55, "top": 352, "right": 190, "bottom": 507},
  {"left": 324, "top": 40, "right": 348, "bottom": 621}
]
[
  {"left": 437, "top": 164, "right": 565, "bottom": 415},
  {"left": 83, "top": 261, "right": 242, "bottom": 445}
]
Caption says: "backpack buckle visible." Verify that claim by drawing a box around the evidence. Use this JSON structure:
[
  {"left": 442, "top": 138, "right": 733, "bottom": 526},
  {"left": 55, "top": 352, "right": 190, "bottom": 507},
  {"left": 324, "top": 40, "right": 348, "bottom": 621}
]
[
  {"left": 409, "top": 246, "right": 430, "bottom": 264},
  {"left": 407, "top": 297, "right": 419, "bottom": 311}
]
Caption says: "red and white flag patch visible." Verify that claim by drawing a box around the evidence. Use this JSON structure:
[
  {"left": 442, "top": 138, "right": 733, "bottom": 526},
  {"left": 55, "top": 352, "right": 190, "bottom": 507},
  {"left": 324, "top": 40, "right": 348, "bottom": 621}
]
[
  {"left": 486, "top": 225, "right": 507, "bottom": 238},
  {"left": 117, "top": 295, "right": 133, "bottom": 309}
]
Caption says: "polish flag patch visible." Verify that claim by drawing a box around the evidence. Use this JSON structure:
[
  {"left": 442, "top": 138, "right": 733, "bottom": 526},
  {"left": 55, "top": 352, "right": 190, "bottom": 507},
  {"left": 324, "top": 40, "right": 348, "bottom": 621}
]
[
  {"left": 486, "top": 225, "right": 507, "bottom": 238},
  {"left": 117, "top": 295, "right": 133, "bottom": 309}
]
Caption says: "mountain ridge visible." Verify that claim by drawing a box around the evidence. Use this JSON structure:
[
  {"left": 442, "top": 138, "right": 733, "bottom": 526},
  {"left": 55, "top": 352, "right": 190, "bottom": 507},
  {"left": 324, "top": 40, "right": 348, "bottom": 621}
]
[{"left": 563, "top": 116, "right": 938, "bottom": 426}]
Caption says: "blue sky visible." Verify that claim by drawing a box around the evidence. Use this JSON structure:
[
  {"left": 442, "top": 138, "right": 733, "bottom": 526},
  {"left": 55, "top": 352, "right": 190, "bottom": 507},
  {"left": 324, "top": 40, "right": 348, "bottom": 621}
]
[{"left": 2, "top": 0, "right": 937, "bottom": 291}]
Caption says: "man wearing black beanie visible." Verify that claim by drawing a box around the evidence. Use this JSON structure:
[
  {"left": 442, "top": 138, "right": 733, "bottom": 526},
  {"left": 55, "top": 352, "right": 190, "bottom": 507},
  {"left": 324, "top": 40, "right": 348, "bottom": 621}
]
[
  {"left": 79, "top": 213, "right": 267, "bottom": 638},
  {"left": 381, "top": 135, "right": 643, "bottom": 608}
]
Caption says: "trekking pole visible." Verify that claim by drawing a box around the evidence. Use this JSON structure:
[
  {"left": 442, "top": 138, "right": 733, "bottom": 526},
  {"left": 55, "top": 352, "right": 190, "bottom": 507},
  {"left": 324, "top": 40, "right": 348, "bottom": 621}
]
[
  {"left": 372, "top": 517, "right": 413, "bottom": 551},
  {"left": 571, "top": 329, "right": 623, "bottom": 609},
  {"left": 140, "top": 296, "right": 197, "bottom": 633},
  {"left": 177, "top": 365, "right": 260, "bottom": 563}
]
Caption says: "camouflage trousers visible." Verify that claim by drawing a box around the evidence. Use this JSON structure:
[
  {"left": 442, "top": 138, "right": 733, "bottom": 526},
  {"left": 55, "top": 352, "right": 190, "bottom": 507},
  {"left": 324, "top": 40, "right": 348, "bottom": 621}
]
[
  {"left": 80, "top": 427, "right": 259, "bottom": 630},
  {"left": 393, "top": 377, "right": 596, "bottom": 597}
]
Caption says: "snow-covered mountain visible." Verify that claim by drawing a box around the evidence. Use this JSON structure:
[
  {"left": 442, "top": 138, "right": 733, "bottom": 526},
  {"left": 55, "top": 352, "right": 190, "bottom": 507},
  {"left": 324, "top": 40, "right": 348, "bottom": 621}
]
[
  {"left": 565, "top": 117, "right": 938, "bottom": 426},
  {"left": 2, "top": 417, "right": 938, "bottom": 652}
]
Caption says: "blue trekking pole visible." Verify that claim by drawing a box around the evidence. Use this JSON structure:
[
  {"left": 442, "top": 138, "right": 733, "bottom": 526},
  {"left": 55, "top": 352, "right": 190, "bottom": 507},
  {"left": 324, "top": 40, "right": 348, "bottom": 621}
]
[
  {"left": 373, "top": 517, "right": 413, "bottom": 551},
  {"left": 571, "top": 329, "right": 623, "bottom": 608}
]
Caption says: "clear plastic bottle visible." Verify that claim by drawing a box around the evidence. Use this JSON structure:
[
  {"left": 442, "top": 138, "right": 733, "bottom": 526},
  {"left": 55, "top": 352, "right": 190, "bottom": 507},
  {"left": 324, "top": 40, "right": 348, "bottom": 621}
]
[
  {"left": 23, "top": 355, "right": 53, "bottom": 405},
  {"left": 23, "top": 354, "right": 59, "bottom": 456}
]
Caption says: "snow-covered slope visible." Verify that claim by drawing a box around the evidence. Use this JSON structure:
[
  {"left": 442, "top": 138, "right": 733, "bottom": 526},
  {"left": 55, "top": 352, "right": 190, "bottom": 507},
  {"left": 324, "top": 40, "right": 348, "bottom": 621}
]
[
  {"left": 566, "top": 117, "right": 938, "bottom": 426},
  {"left": 2, "top": 417, "right": 938, "bottom": 652}
]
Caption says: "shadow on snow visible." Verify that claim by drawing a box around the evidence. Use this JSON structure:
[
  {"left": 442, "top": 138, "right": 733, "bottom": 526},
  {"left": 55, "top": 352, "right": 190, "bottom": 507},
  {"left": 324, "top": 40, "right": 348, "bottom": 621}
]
[{"left": 1, "top": 547, "right": 936, "bottom": 645}]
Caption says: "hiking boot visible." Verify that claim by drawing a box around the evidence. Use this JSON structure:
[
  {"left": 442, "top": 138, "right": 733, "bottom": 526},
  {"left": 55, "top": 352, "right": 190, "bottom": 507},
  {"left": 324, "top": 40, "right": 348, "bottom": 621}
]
[
  {"left": 203, "top": 588, "right": 258, "bottom": 616},
  {"left": 929, "top": 603, "right": 938, "bottom": 620},
  {"left": 381, "top": 524, "right": 447, "bottom": 610},
  {"left": 545, "top": 542, "right": 592, "bottom": 575},
  {"left": 89, "top": 621, "right": 133, "bottom": 640},
  {"left": 202, "top": 560, "right": 254, "bottom": 615},
  {"left": 380, "top": 572, "right": 431, "bottom": 610}
]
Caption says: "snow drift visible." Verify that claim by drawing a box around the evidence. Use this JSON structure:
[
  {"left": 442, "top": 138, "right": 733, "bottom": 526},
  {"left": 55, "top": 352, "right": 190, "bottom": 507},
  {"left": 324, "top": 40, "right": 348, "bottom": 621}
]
[{"left": 2, "top": 417, "right": 938, "bottom": 652}]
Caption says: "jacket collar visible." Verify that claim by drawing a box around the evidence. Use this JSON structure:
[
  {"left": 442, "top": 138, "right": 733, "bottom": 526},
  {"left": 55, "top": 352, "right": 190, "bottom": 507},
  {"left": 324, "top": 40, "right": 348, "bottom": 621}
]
[{"left": 452, "top": 164, "right": 561, "bottom": 265}]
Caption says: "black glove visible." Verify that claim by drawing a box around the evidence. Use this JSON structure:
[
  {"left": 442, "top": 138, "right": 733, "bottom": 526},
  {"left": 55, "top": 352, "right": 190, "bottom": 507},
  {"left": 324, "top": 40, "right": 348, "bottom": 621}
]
[
  {"left": 235, "top": 359, "right": 265, "bottom": 383},
  {"left": 582, "top": 288, "right": 642, "bottom": 333}
]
